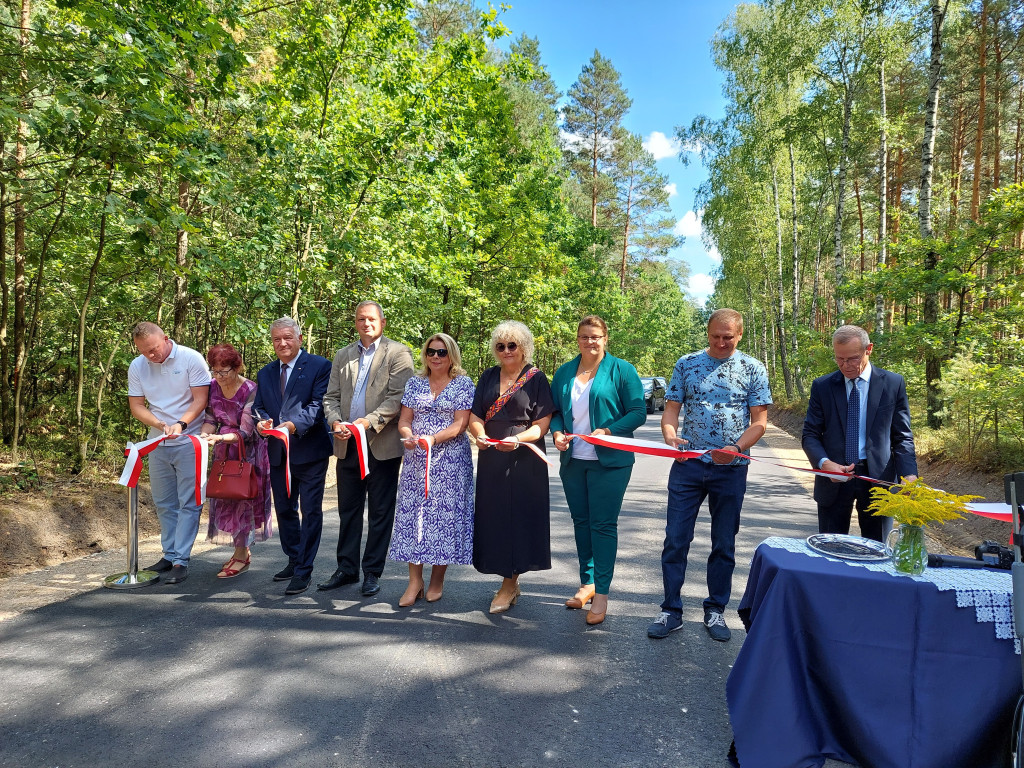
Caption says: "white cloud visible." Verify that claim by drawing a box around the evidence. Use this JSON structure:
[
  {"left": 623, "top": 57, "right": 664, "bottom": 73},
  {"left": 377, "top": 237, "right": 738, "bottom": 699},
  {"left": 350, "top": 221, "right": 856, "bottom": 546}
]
[
  {"left": 688, "top": 273, "right": 716, "bottom": 302},
  {"left": 706, "top": 244, "right": 722, "bottom": 264},
  {"left": 663, "top": 182, "right": 678, "bottom": 198},
  {"left": 643, "top": 131, "right": 682, "bottom": 160},
  {"left": 673, "top": 210, "right": 702, "bottom": 239}
]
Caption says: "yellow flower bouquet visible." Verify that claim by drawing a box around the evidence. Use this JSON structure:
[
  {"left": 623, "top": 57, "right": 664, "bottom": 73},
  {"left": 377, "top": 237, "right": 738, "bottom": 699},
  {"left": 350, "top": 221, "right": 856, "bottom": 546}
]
[{"left": 868, "top": 479, "right": 981, "bottom": 574}]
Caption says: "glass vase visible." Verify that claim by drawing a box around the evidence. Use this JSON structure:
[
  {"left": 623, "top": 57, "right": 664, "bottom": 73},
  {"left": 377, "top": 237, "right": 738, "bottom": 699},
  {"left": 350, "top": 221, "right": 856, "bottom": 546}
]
[{"left": 886, "top": 523, "right": 927, "bottom": 575}]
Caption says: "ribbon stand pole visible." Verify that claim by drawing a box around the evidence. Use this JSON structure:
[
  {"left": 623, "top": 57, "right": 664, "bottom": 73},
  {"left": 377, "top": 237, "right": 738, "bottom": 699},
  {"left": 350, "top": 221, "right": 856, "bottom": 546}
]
[{"left": 103, "top": 485, "right": 159, "bottom": 590}]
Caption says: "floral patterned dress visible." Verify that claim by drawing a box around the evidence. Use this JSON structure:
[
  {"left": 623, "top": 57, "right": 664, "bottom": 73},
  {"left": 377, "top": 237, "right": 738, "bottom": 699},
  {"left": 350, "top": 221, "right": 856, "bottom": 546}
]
[
  {"left": 388, "top": 374, "right": 475, "bottom": 565},
  {"left": 204, "top": 378, "right": 272, "bottom": 547}
]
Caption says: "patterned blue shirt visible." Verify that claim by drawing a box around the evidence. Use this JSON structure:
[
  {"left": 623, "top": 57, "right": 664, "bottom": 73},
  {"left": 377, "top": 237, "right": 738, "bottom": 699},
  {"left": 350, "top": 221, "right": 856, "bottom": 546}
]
[{"left": 666, "top": 350, "right": 773, "bottom": 464}]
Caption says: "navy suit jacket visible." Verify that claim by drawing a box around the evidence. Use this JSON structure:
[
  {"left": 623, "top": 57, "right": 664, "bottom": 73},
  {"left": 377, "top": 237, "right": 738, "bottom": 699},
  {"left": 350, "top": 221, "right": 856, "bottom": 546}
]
[
  {"left": 252, "top": 350, "right": 333, "bottom": 467},
  {"left": 802, "top": 365, "right": 918, "bottom": 506}
]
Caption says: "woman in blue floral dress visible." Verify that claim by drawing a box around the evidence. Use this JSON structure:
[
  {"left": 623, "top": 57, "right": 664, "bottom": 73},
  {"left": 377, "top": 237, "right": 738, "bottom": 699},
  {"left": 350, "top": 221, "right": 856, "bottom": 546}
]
[{"left": 389, "top": 333, "right": 475, "bottom": 606}]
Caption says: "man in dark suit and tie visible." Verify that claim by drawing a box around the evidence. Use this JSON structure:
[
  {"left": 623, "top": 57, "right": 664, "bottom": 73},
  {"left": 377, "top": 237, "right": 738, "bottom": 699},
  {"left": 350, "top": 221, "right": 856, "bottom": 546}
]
[
  {"left": 802, "top": 324, "right": 918, "bottom": 541},
  {"left": 253, "top": 317, "right": 334, "bottom": 595},
  {"left": 319, "top": 300, "right": 413, "bottom": 597}
]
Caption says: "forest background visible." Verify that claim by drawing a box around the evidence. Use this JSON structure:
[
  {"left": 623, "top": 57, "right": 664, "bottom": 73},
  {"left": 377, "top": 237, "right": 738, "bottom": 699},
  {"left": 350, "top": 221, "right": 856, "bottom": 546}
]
[{"left": 1, "top": 0, "right": 1023, "bottom": 498}]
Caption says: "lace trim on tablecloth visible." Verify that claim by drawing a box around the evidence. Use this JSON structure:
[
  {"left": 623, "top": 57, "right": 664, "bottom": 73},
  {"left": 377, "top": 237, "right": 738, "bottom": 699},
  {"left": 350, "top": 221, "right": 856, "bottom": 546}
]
[{"left": 761, "top": 536, "right": 1021, "bottom": 654}]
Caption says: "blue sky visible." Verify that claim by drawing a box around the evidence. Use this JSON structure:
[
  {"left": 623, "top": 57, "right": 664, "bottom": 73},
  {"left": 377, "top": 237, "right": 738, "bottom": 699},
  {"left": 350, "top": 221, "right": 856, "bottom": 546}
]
[{"left": 484, "top": 0, "right": 740, "bottom": 303}]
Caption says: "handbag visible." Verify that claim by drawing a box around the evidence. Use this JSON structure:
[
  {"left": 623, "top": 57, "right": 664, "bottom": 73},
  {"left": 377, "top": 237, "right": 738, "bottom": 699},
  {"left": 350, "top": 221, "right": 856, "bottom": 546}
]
[{"left": 206, "top": 434, "right": 258, "bottom": 500}]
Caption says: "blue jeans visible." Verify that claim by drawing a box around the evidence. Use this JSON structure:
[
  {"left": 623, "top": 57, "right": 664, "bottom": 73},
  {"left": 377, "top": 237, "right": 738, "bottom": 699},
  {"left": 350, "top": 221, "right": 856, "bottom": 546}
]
[
  {"left": 660, "top": 459, "right": 748, "bottom": 616},
  {"left": 148, "top": 440, "right": 203, "bottom": 566}
]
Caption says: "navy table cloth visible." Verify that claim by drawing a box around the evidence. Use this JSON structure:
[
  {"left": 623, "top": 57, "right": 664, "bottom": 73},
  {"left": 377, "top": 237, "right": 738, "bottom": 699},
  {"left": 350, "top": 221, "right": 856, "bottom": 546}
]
[{"left": 727, "top": 541, "right": 1021, "bottom": 768}]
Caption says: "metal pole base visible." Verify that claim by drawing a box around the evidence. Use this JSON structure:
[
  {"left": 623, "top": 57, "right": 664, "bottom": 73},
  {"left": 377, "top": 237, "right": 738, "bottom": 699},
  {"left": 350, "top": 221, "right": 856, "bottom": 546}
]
[
  {"left": 104, "top": 485, "right": 157, "bottom": 589},
  {"left": 104, "top": 570, "right": 160, "bottom": 589}
]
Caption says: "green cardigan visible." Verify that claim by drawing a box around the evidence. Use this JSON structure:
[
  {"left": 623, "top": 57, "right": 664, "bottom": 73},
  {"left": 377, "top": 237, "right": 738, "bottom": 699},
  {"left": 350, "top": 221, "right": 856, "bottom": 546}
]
[{"left": 549, "top": 352, "right": 647, "bottom": 468}]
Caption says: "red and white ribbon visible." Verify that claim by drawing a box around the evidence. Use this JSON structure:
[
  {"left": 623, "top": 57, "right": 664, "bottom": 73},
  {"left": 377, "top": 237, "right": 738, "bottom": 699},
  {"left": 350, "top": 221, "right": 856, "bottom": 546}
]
[
  {"left": 563, "top": 433, "right": 888, "bottom": 485},
  {"left": 119, "top": 435, "right": 170, "bottom": 487},
  {"left": 964, "top": 502, "right": 1014, "bottom": 522},
  {"left": 478, "top": 437, "right": 556, "bottom": 468},
  {"left": 341, "top": 422, "right": 371, "bottom": 480},
  {"left": 119, "top": 433, "right": 208, "bottom": 505},
  {"left": 263, "top": 426, "right": 292, "bottom": 496},
  {"left": 418, "top": 437, "right": 433, "bottom": 497},
  {"left": 567, "top": 433, "right": 1019, "bottom": 536},
  {"left": 186, "top": 434, "right": 209, "bottom": 504},
  {"left": 565, "top": 433, "right": 708, "bottom": 461}
]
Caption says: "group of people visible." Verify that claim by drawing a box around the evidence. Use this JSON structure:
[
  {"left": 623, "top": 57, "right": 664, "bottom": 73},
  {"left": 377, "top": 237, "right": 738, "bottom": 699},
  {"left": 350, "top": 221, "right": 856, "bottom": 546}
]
[{"left": 127, "top": 302, "right": 917, "bottom": 640}]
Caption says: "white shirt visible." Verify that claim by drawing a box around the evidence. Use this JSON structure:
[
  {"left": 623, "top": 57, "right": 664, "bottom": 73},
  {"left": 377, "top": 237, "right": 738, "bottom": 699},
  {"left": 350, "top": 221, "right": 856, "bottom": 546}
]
[
  {"left": 127, "top": 341, "right": 210, "bottom": 439},
  {"left": 571, "top": 377, "right": 598, "bottom": 461}
]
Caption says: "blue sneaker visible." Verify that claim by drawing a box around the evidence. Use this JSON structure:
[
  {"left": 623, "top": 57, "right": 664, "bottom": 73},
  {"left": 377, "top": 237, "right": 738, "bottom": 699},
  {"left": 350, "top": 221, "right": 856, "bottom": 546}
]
[
  {"left": 647, "top": 611, "right": 683, "bottom": 639},
  {"left": 704, "top": 609, "right": 732, "bottom": 642}
]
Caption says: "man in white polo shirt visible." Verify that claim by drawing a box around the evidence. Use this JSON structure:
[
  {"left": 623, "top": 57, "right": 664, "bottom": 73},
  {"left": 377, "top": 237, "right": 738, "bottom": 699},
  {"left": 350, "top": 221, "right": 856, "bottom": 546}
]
[{"left": 127, "top": 322, "right": 211, "bottom": 585}]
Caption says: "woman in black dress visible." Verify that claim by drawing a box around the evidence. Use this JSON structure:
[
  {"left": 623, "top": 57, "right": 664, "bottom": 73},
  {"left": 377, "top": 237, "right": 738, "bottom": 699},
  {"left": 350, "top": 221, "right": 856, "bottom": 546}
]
[{"left": 468, "top": 321, "right": 556, "bottom": 614}]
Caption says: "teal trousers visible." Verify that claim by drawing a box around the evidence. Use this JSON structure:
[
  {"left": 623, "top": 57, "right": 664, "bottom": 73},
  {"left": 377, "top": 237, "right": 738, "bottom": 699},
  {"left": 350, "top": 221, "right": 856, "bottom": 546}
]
[{"left": 559, "top": 458, "right": 633, "bottom": 594}]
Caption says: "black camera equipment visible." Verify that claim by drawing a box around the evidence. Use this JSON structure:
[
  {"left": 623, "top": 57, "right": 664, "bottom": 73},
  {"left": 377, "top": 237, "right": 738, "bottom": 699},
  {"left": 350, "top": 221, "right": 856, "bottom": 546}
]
[{"left": 975, "top": 540, "right": 1014, "bottom": 570}]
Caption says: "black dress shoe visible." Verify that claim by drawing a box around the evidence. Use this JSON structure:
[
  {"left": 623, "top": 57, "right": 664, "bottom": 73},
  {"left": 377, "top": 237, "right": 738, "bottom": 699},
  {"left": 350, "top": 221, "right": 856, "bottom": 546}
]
[
  {"left": 285, "top": 575, "right": 310, "bottom": 595},
  {"left": 273, "top": 564, "right": 295, "bottom": 582},
  {"left": 361, "top": 574, "right": 381, "bottom": 597},
  {"left": 146, "top": 558, "right": 173, "bottom": 573},
  {"left": 164, "top": 565, "right": 188, "bottom": 584},
  {"left": 317, "top": 570, "right": 359, "bottom": 591}
]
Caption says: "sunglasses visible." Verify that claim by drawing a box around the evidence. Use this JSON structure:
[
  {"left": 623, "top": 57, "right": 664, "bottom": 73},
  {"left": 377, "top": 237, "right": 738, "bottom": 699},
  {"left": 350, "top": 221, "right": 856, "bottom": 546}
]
[
  {"left": 495, "top": 342, "right": 518, "bottom": 353},
  {"left": 425, "top": 347, "right": 449, "bottom": 358}
]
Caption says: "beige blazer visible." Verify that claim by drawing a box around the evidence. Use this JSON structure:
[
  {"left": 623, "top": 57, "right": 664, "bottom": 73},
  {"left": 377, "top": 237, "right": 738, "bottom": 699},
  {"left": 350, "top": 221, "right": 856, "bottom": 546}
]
[{"left": 323, "top": 336, "right": 414, "bottom": 461}]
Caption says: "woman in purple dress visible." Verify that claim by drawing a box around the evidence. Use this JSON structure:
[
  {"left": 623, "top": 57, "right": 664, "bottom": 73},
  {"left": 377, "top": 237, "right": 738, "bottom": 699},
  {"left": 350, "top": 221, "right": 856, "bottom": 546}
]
[
  {"left": 389, "top": 333, "right": 475, "bottom": 606},
  {"left": 199, "top": 343, "right": 272, "bottom": 578}
]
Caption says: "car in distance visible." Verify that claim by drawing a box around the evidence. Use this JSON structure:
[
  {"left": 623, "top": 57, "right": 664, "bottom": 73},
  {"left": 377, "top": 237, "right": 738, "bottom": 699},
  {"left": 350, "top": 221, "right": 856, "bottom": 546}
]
[{"left": 641, "top": 376, "right": 667, "bottom": 414}]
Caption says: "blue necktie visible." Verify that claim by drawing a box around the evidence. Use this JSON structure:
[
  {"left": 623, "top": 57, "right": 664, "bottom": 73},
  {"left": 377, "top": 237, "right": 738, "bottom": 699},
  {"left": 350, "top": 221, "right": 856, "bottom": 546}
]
[{"left": 845, "top": 378, "right": 860, "bottom": 465}]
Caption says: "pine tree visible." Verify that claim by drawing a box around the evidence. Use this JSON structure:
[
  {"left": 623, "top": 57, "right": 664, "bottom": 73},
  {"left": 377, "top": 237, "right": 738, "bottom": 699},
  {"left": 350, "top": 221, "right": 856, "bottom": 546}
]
[{"left": 562, "top": 51, "right": 632, "bottom": 229}]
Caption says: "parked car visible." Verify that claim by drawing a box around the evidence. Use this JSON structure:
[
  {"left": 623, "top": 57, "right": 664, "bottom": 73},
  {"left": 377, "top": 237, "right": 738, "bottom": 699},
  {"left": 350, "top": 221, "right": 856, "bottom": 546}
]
[{"left": 640, "top": 376, "right": 667, "bottom": 414}]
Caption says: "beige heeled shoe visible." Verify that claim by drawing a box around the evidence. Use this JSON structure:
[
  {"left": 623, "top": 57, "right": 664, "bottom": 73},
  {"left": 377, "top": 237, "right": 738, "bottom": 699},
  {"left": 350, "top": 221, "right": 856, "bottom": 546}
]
[
  {"left": 489, "top": 584, "right": 521, "bottom": 614},
  {"left": 399, "top": 585, "right": 424, "bottom": 608}
]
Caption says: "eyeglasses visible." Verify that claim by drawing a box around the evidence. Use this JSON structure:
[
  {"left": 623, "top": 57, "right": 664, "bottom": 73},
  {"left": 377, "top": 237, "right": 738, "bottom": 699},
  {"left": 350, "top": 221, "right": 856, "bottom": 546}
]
[
  {"left": 211, "top": 369, "right": 234, "bottom": 377},
  {"left": 425, "top": 348, "right": 449, "bottom": 358},
  {"left": 578, "top": 335, "right": 604, "bottom": 342},
  {"left": 834, "top": 355, "right": 864, "bottom": 366},
  {"left": 495, "top": 342, "right": 518, "bottom": 352}
]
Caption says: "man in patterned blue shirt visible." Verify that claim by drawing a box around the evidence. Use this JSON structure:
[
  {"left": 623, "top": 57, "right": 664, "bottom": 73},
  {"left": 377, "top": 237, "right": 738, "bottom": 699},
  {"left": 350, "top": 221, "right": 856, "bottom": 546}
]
[{"left": 648, "top": 309, "right": 772, "bottom": 642}]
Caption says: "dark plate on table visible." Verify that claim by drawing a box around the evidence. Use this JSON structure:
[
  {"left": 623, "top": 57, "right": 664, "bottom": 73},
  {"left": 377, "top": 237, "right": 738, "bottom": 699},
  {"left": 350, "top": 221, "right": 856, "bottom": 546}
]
[{"left": 806, "top": 533, "right": 889, "bottom": 561}]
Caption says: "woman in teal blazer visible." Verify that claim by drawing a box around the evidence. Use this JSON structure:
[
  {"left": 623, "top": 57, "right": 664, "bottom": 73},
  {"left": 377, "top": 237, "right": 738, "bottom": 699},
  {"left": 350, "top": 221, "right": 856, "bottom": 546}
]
[{"left": 550, "top": 315, "right": 646, "bottom": 625}]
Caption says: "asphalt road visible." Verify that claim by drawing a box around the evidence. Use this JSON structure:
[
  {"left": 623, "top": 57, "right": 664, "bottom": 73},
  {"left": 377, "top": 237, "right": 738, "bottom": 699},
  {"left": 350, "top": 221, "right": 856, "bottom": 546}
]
[{"left": 0, "top": 420, "right": 834, "bottom": 768}]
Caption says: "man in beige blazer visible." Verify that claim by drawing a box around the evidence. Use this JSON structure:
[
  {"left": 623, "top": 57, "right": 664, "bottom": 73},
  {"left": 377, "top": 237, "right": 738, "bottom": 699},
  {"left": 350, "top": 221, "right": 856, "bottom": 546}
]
[{"left": 319, "top": 300, "right": 414, "bottom": 596}]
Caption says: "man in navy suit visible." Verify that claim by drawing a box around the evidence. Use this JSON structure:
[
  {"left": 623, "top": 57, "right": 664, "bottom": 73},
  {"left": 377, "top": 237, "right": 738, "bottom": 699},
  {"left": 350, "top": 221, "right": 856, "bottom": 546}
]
[
  {"left": 253, "top": 317, "right": 333, "bottom": 595},
  {"left": 802, "top": 325, "right": 918, "bottom": 541}
]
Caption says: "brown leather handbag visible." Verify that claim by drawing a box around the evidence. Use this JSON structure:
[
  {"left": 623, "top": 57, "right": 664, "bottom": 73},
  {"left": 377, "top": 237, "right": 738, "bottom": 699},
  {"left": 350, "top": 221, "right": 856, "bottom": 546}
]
[{"left": 206, "top": 434, "right": 258, "bottom": 500}]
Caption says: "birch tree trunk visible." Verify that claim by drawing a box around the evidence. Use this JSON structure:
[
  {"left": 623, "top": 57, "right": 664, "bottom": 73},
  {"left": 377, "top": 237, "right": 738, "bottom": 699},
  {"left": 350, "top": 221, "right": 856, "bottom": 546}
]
[
  {"left": 919, "top": 0, "right": 950, "bottom": 429},
  {"left": 789, "top": 142, "right": 805, "bottom": 397},
  {"left": 876, "top": 50, "right": 888, "bottom": 333},
  {"left": 772, "top": 163, "right": 793, "bottom": 398},
  {"left": 832, "top": 64, "right": 855, "bottom": 323}
]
